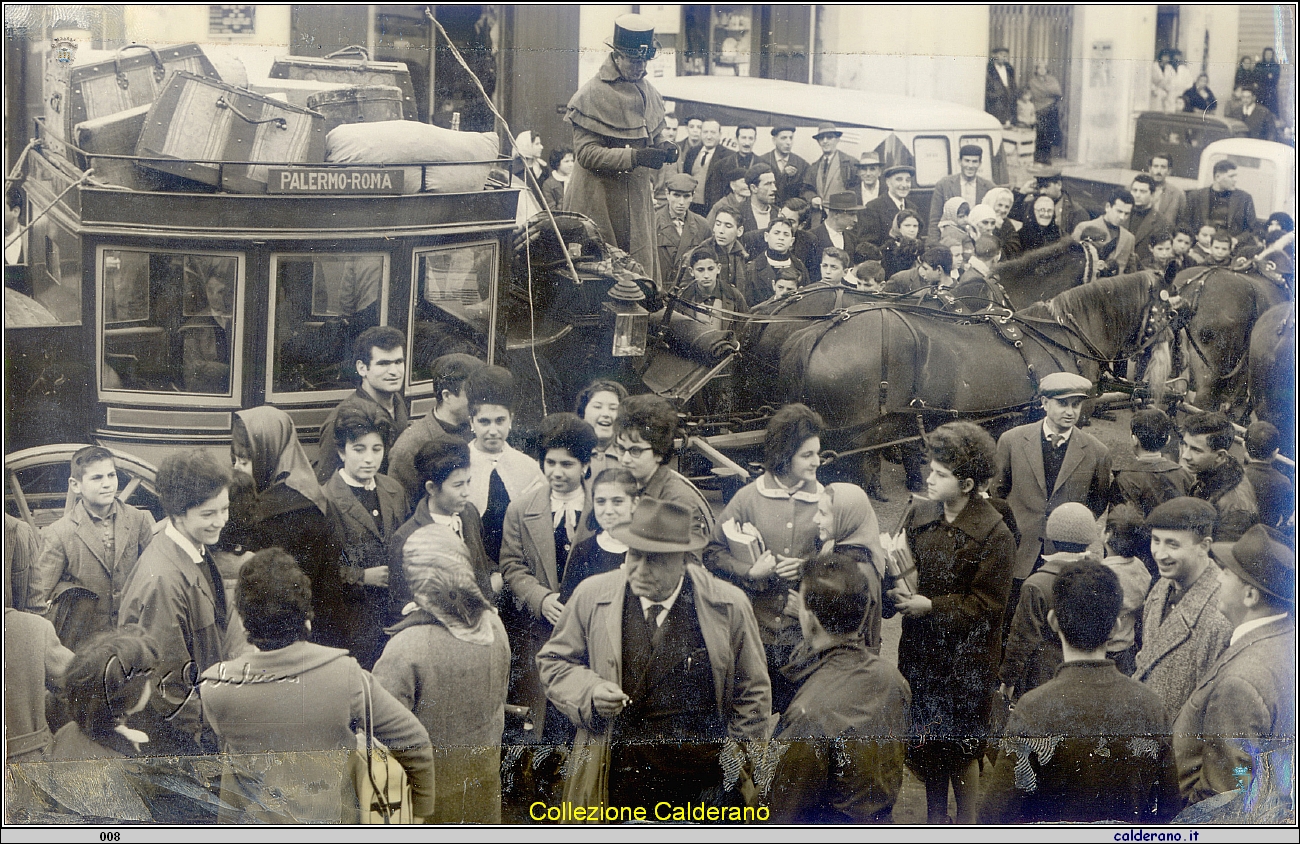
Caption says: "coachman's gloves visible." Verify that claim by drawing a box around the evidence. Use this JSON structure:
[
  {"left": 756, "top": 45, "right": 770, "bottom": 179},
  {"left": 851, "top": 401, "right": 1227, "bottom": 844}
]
[
  {"left": 633, "top": 145, "right": 671, "bottom": 170},
  {"left": 658, "top": 141, "right": 680, "bottom": 165}
]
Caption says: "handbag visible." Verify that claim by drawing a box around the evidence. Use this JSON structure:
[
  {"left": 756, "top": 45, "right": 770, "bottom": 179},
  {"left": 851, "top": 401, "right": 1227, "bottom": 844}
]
[
  {"left": 350, "top": 672, "right": 415, "bottom": 824},
  {"left": 561, "top": 722, "right": 613, "bottom": 822}
]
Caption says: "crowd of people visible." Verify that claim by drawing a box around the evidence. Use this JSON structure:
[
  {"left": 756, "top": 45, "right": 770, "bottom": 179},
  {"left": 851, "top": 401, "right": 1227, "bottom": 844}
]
[
  {"left": 1152, "top": 48, "right": 1286, "bottom": 144},
  {"left": 5, "top": 315, "right": 1294, "bottom": 825},
  {"left": 4, "top": 13, "right": 1295, "bottom": 829}
]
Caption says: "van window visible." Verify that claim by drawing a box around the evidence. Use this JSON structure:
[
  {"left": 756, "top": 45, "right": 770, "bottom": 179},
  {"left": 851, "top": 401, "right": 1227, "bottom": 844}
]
[
  {"left": 99, "top": 248, "right": 242, "bottom": 398},
  {"left": 268, "top": 253, "right": 390, "bottom": 398},
  {"left": 959, "top": 135, "right": 996, "bottom": 181},
  {"left": 913, "top": 136, "right": 950, "bottom": 187}
]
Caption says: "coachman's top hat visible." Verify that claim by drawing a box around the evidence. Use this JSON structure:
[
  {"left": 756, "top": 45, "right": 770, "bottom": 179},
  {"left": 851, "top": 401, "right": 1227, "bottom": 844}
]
[
  {"left": 609, "top": 497, "right": 707, "bottom": 553},
  {"left": 608, "top": 14, "right": 659, "bottom": 60}
]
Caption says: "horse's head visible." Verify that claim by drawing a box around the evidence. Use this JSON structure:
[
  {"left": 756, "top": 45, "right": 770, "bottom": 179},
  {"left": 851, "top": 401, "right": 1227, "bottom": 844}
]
[
  {"left": 997, "top": 239, "right": 1095, "bottom": 309},
  {"left": 1177, "top": 267, "right": 1271, "bottom": 418}
]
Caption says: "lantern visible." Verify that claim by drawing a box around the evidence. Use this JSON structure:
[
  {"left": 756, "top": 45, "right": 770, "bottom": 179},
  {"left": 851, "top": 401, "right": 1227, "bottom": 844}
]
[{"left": 604, "top": 275, "right": 649, "bottom": 357}]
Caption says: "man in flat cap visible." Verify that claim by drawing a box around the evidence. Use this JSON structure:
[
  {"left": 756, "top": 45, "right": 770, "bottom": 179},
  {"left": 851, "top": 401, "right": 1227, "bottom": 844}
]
[
  {"left": 1174, "top": 524, "right": 1294, "bottom": 810},
  {"left": 657, "top": 172, "right": 711, "bottom": 288},
  {"left": 563, "top": 14, "right": 679, "bottom": 282},
  {"left": 929, "top": 144, "right": 994, "bottom": 234},
  {"left": 760, "top": 125, "right": 810, "bottom": 204},
  {"left": 1134, "top": 497, "right": 1232, "bottom": 722},
  {"left": 993, "top": 372, "right": 1113, "bottom": 632},
  {"left": 858, "top": 164, "right": 926, "bottom": 248},
  {"left": 803, "top": 123, "right": 857, "bottom": 218},
  {"left": 538, "top": 497, "right": 771, "bottom": 813}
]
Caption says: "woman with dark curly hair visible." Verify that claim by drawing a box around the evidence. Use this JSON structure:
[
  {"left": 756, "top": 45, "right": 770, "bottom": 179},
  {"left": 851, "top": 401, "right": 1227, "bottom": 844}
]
[
  {"left": 200, "top": 549, "right": 434, "bottom": 824},
  {"left": 575, "top": 378, "right": 629, "bottom": 478},
  {"left": 49, "top": 626, "right": 159, "bottom": 759},
  {"left": 706, "top": 402, "right": 824, "bottom": 711},
  {"left": 613, "top": 393, "right": 715, "bottom": 560},
  {"left": 881, "top": 209, "right": 925, "bottom": 279},
  {"left": 889, "top": 421, "right": 1015, "bottom": 824}
]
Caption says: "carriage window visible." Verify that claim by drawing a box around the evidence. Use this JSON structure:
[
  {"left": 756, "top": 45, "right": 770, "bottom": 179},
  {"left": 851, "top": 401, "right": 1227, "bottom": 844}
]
[
  {"left": 269, "top": 253, "right": 390, "bottom": 396},
  {"left": 912, "top": 136, "right": 950, "bottom": 188},
  {"left": 99, "top": 250, "right": 241, "bottom": 396},
  {"left": 958, "top": 135, "right": 996, "bottom": 182},
  {"left": 409, "top": 242, "right": 497, "bottom": 386}
]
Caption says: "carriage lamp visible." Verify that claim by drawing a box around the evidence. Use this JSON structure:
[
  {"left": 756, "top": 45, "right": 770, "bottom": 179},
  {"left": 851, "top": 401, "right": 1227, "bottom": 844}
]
[{"left": 604, "top": 276, "right": 649, "bottom": 357}]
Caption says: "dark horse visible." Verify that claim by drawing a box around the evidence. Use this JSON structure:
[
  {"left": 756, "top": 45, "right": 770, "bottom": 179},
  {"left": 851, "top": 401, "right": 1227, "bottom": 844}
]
[
  {"left": 775, "top": 272, "right": 1173, "bottom": 469},
  {"left": 1175, "top": 266, "right": 1291, "bottom": 422},
  {"left": 996, "top": 238, "right": 1099, "bottom": 309},
  {"left": 1249, "top": 302, "right": 1296, "bottom": 458}
]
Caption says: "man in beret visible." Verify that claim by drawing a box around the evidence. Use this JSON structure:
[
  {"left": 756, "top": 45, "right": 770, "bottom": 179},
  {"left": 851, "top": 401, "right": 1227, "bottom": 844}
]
[
  {"left": 563, "top": 14, "right": 678, "bottom": 282},
  {"left": 929, "top": 144, "right": 995, "bottom": 234},
  {"left": 1180, "top": 411, "right": 1260, "bottom": 542},
  {"left": 1174, "top": 524, "right": 1295, "bottom": 810},
  {"left": 858, "top": 164, "right": 926, "bottom": 248},
  {"left": 1134, "top": 497, "right": 1233, "bottom": 722},
  {"left": 760, "top": 125, "right": 810, "bottom": 205},
  {"left": 657, "top": 172, "right": 710, "bottom": 288},
  {"left": 993, "top": 372, "right": 1112, "bottom": 633},
  {"left": 537, "top": 497, "right": 771, "bottom": 812}
]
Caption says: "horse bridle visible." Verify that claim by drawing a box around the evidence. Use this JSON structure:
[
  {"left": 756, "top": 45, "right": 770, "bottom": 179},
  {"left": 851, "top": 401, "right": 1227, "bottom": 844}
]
[{"left": 1173, "top": 267, "right": 1253, "bottom": 389}]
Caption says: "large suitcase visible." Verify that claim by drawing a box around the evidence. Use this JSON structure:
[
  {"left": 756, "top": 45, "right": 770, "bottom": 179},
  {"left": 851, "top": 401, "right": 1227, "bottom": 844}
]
[
  {"left": 43, "top": 43, "right": 222, "bottom": 159},
  {"left": 136, "top": 71, "right": 326, "bottom": 193},
  {"left": 307, "top": 85, "right": 406, "bottom": 135},
  {"left": 247, "top": 79, "right": 352, "bottom": 110},
  {"left": 72, "top": 104, "right": 180, "bottom": 191},
  {"left": 269, "top": 46, "right": 418, "bottom": 121}
]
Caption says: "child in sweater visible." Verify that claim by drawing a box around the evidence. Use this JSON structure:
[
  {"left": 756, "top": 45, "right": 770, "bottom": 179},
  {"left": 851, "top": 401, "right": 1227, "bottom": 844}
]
[{"left": 1100, "top": 505, "right": 1153, "bottom": 675}]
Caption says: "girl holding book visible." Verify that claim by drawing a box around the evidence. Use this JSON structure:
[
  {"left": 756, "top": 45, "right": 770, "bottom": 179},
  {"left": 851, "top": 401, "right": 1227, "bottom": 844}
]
[{"left": 705, "top": 403, "right": 824, "bottom": 713}]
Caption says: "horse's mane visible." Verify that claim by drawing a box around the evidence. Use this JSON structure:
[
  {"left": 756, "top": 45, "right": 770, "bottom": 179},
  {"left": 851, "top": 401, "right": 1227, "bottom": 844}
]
[
  {"left": 1020, "top": 272, "right": 1152, "bottom": 322},
  {"left": 997, "top": 238, "right": 1078, "bottom": 276}
]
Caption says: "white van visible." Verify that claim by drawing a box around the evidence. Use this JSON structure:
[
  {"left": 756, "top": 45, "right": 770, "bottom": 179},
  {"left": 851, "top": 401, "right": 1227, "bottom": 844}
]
[
  {"left": 655, "top": 76, "right": 1008, "bottom": 208},
  {"left": 1197, "top": 138, "right": 1295, "bottom": 221}
]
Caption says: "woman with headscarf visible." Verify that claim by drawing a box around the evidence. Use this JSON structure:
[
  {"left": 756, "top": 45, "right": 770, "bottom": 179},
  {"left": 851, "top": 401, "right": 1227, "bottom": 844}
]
[
  {"left": 1017, "top": 193, "right": 1063, "bottom": 252},
  {"left": 1028, "top": 61, "right": 1063, "bottom": 165},
  {"left": 200, "top": 549, "right": 435, "bottom": 824},
  {"left": 984, "top": 187, "right": 1023, "bottom": 258},
  {"left": 373, "top": 524, "right": 510, "bottom": 824},
  {"left": 1256, "top": 48, "right": 1281, "bottom": 116},
  {"left": 929, "top": 196, "right": 974, "bottom": 249},
  {"left": 812, "top": 483, "right": 886, "bottom": 652},
  {"left": 881, "top": 209, "right": 925, "bottom": 279},
  {"left": 228, "top": 406, "right": 348, "bottom": 651}
]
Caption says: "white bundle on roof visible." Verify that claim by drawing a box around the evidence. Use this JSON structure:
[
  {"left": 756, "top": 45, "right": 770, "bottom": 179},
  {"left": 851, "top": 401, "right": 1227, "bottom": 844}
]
[{"left": 324, "top": 120, "right": 498, "bottom": 194}]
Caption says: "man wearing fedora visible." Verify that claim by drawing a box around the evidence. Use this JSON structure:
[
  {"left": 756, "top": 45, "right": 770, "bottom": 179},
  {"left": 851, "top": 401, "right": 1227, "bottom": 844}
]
[
  {"left": 807, "top": 192, "right": 862, "bottom": 283},
  {"left": 802, "top": 124, "right": 858, "bottom": 215},
  {"left": 929, "top": 145, "right": 995, "bottom": 234},
  {"left": 537, "top": 497, "right": 772, "bottom": 811},
  {"left": 993, "top": 372, "right": 1113, "bottom": 631},
  {"left": 1174, "top": 523, "right": 1294, "bottom": 811},
  {"left": 760, "top": 125, "right": 810, "bottom": 205},
  {"left": 858, "top": 164, "right": 927, "bottom": 248},
  {"left": 563, "top": 14, "right": 679, "bottom": 283}
]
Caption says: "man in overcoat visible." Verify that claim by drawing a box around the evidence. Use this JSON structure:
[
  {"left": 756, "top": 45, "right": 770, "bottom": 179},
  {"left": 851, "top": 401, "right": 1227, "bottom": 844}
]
[
  {"left": 537, "top": 497, "right": 772, "bottom": 811},
  {"left": 563, "top": 14, "right": 678, "bottom": 283},
  {"left": 1174, "top": 524, "right": 1295, "bottom": 810}
]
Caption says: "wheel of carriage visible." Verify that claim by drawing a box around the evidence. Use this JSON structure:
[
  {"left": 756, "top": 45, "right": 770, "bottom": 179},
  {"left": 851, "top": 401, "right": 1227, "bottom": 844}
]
[{"left": 4, "top": 444, "right": 161, "bottom": 529}]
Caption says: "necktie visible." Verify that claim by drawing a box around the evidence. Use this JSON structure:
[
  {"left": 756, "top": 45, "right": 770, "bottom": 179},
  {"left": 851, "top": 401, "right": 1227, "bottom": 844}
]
[
  {"left": 645, "top": 603, "right": 665, "bottom": 626},
  {"left": 821, "top": 158, "right": 831, "bottom": 194},
  {"left": 673, "top": 218, "right": 683, "bottom": 236},
  {"left": 202, "top": 549, "right": 228, "bottom": 630}
]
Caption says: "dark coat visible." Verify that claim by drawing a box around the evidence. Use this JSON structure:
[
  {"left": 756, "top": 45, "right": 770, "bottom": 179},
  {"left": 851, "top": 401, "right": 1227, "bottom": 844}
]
[
  {"left": 952, "top": 265, "right": 1012, "bottom": 311},
  {"left": 314, "top": 387, "right": 411, "bottom": 484},
  {"left": 1126, "top": 206, "right": 1173, "bottom": 269},
  {"left": 857, "top": 195, "right": 926, "bottom": 248},
  {"left": 387, "top": 411, "right": 470, "bottom": 505},
  {"left": 1244, "top": 460, "right": 1294, "bottom": 530},
  {"left": 743, "top": 253, "right": 809, "bottom": 306},
  {"left": 684, "top": 145, "right": 736, "bottom": 212},
  {"left": 985, "top": 59, "right": 1017, "bottom": 125},
  {"left": 802, "top": 150, "right": 858, "bottom": 201},
  {"left": 999, "top": 554, "right": 1085, "bottom": 696},
  {"left": 387, "top": 497, "right": 492, "bottom": 620},
  {"left": 1239, "top": 105, "right": 1277, "bottom": 142},
  {"left": 1173, "top": 616, "right": 1296, "bottom": 806},
  {"left": 655, "top": 205, "right": 711, "bottom": 288},
  {"left": 759, "top": 149, "right": 810, "bottom": 203},
  {"left": 323, "top": 472, "right": 410, "bottom": 668},
  {"left": 1112, "top": 456, "right": 1193, "bottom": 516},
  {"left": 768, "top": 640, "right": 910, "bottom": 823},
  {"left": 1182, "top": 188, "right": 1258, "bottom": 240},
  {"left": 1189, "top": 458, "right": 1259, "bottom": 542},
  {"left": 898, "top": 497, "right": 1015, "bottom": 746},
  {"left": 807, "top": 224, "right": 859, "bottom": 282},
  {"left": 981, "top": 660, "right": 1180, "bottom": 823}
]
